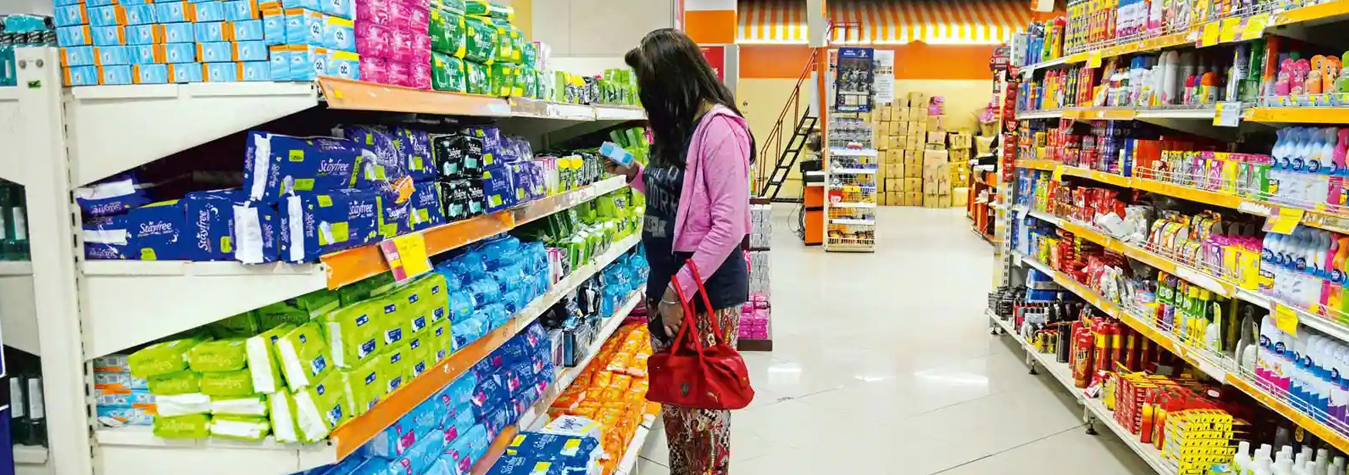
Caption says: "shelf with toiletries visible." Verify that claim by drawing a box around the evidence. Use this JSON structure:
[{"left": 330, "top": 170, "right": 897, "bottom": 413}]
[{"left": 95, "top": 232, "right": 644, "bottom": 475}]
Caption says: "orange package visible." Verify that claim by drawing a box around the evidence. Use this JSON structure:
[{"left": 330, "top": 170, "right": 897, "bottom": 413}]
[
  {"left": 591, "top": 370, "right": 613, "bottom": 387},
  {"left": 610, "top": 374, "right": 633, "bottom": 391}
]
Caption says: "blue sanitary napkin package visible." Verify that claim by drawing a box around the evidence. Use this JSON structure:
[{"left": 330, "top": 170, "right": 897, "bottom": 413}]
[
  {"left": 505, "top": 432, "right": 601, "bottom": 467},
  {"left": 179, "top": 190, "right": 281, "bottom": 263},
  {"left": 76, "top": 173, "right": 153, "bottom": 217},
  {"left": 83, "top": 200, "right": 190, "bottom": 260},
  {"left": 366, "top": 397, "right": 441, "bottom": 459},
  {"left": 278, "top": 189, "right": 382, "bottom": 263},
  {"left": 244, "top": 131, "right": 376, "bottom": 201}
]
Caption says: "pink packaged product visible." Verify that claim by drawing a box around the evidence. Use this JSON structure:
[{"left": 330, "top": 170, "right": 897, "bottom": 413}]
[
  {"left": 355, "top": 23, "right": 392, "bottom": 58},
  {"left": 389, "top": 28, "right": 416, "bottom": 63},
  {"left": 387, "top": 60, "right": 411, "bottom": 87},
  {"left": 356, "top": 0, "right": 392, "bottom": 24},
  {"left": 412, "top": 32, "right": 431, "bottom": 62},
  {"left": 409, "top": 61, "right": 431, "bottom": 89},
  {"left": 405, "top": 3, "right": 429, "bottom": 30},
  {"left": 359, "top": 56, "right": 387, "bottom": 84}
]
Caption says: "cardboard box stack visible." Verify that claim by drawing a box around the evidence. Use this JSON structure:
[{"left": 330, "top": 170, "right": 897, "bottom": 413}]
[
  {"left": 872, "top": 91, "right": 934, "bottom": 206},
  {"left": 948, "top": 129, "right": 973, "bottom": 208}
]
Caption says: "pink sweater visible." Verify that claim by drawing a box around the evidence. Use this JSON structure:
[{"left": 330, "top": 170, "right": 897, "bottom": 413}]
[{"left": 629, "top": 106, "right": 753, "bottom": 299}]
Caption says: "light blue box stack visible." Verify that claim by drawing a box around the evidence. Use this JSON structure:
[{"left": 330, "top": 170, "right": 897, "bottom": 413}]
[
  {"left": 265, "top": 0, "right": 359, "bottom": 82},
  {"left": 53, "top": 0, "right": 294, "bottom": 85},
  {"left": 92, "top": 354, "right": 156, "bottom": 428}
]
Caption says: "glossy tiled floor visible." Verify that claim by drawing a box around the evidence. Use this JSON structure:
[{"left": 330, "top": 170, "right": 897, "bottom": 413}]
[{"left": 635, "top": 206, "right": 1156, "bottom": 474}]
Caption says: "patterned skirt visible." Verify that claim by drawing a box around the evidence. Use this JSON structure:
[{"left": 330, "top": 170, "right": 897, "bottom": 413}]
[{"left": 649, "top": 306, "right": 741, "bottom": 475}]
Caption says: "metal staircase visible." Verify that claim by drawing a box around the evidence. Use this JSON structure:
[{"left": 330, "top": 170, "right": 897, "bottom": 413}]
[{"left": 753, "top": 49, "right": 822, "bottom": 204}]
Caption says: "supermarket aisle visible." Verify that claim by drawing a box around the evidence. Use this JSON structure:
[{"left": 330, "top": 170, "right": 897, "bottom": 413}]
[{"left": 635, "top": 206, "right": 1155, "bottom": 474}]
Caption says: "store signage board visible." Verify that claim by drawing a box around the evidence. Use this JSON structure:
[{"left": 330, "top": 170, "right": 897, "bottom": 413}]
[
  {"left": 700, "top": 45, "right": 725, "bottom": 82},
  {"left": 834, "top": 47, "right": 875, "bottom": 112},
  {"left": 873, "top": 50, "right": 895, "bottom": 105}
]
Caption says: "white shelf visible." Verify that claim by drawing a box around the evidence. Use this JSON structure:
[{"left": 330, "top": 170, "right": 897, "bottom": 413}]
[
  {"left": 830, "top": 218, "right": 875, "bottom": 226},
  {"left": 1, "top": 269, "right": 39, "bottom": 356},
  {"left": 827, "top": 148, "right": 880, "bottom": 157},
  {"left": 1135, "top": 108, "right": 1217, "bottom": 120},
  {"left": 829, "top": 168, "right": 878, "bottom": 175},
  {"left": 830, "top": 202, "right": 876, "bottom": 208},
  {"left": 1015, "top": 252, "right": 1058, "bottom": 278},
  {"left": 0, "top": 86, "right": 25, "bottom": 185},
  {"left": 1016, "top": 110, "right": 1061, "bottom": 120},
  {"left": 594, "top": 105, "right": 647, "bottom": 121}
]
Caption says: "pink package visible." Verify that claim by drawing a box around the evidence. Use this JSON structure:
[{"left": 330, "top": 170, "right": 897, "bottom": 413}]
[
  {"left": 409, "top": 61, "right": 431, "bottom": 89},
  {"left": 411, "top": 33, "right": 431, "bottom": 63},
  {"left": 388, "top": 28, "right": 415, "bottom": 63},
  {"left": 388, "top": 1, "right": 415, "bottom": 25},
  {"left": 402, "top": 3, "right": 429, "bottom": 30},
  {"left": 386, "top": 61, "right": 411, "bottom": 87},
  {"left": 355, "top": 22, "right": 392, "bottom": 58},
  {"left": 355, "top": 0, "right": 391, "bottom": 25},
  {"left": 397, "top": 0, "right": 428, "bottom": 8},
  {"left": 359, "top": 56, "right": 387, "bottom": 84}
]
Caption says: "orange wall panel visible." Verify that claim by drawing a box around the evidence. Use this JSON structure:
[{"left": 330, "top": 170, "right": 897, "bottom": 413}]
[
  {"left": 684, "top": 10, "right": 737, "bottom": 44},
  {"left": 741, "top": 43, "right": 996, "bottom": 80}
]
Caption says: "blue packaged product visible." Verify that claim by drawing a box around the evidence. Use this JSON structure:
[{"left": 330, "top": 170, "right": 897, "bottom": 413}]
[
  {"left": 450, "top": 318, "right": 484, "bottom": 350},
  {"left": 233, "top": 19, "right": 267, "bottom": 42},
  {"left": 464, "top": 279, "right": 500, "bottom": 306},
  {"left": 391, "top": 429, "right": 448, "bottom": 475},
  {"left": 241, "top": 61, "right": 271, "bottom": 81},
  {"left": 423, "top": 460, "right": 453, "bottom": 475},
  {"left": 323, "top": 16, "right": 355, "bottom": 52},
  {"left": 93, "top": 372, "right": 149, "bottom": 390},
  {"left": 434, "top": 374, "right": 477, "bottom": 414},
  {"left": 268, "top": 46, "right": 290, "bottom": 80},
  {"left": 444, "top": 424, "right": 489, "bottom": 473},
  {"left": 290, "top": 45, "right": 328, "bottom": 81},
  {"left": 320, "top": 0, "right": 353, "bottom": 19},
  {"left": 223, "top": 0, "right": 261, "bottom": 20},
  {"left": 282, "top": 0, "right": 321, "bottom": 9},
  {"left": 57, "top": 25, "right": 92, "bottom": 47},
  {"left": 447, "top": 290, "right": 475, "bottom": 322},
  {"left": 169, "top": 62, "right": 203, "bottom": 83},
  {"left": 483, "top": 406, "right": 515, "bottom": 439},
  {"left": 378, "top": 195, "right": 412, "bottom": 240},
  {"left": 89, "top": 5, "right": 125, "bottom": 26},
  {"left": 366, "top": 400, "right": 440, "bottom": 459},
  {"left": 442, "top": 408, "right": 475, "bottom": 444},
  {"left": 164, "top": 22, "right": 195, "bottom": 43},
  {"left": 195, "top": 21, "right": 229, "bottom": 42},
  {"left": 196, "top": 1, "right": 227, "bottom": 21},
  {"left": 285, "top": 8, "right": 324, "bottom": 45},
  {"left": 262, "top": 10, "right": 286, "bottom": 44},
  {"left": 91, "top": 26, "right": 126, "bottom": 46},
  {"left": 333, "top": 125, "right": 407, "bottom": 185},
  {"left": 83, "top": 200, "right": 189, "bottom": 260},
  {"left": 54, "top": 4, "right": 88, "bottom": 27},
  {"left": 235, "top": 41, "right": 269, "bottom": 61},
  {"left": 480, "top": 166, "right": 516, "bottom": 213},
  {"left": 128, "top": 46, "right": 158, "bottom": 65},
  {"left": 499, "top": 288, "right": 526, "bottom": 315},
  {"left": 232, "top": 199, "right": 282, "bottom": 264},
  {"left": 396, "top": 127, "right": 436, "bottom": 181},
  {"left": 154, "top": 2, "right": 193, "bottom": 23},
  {"left": 326, "top": 50, "right": 360, "bottom": 80},
  {"left": 165, "top": 43, "right": 195, "bottom": 63},
  {"left": 470, "top": 377, "right": 506, "bottom": 419},
  {"left": 75, "top": 173, "right": 151, "bottom": 217},
  {"left": 124, "top": 4, "right": 158, "bottom": 24},
  {"left": 409, "top": 181, "right": 445, "bottom": 232},
  {"left": 505, "top": 433, "right": 600, "bottom": 467},
  {"left": 204, "top": 62, "right": 239, "bottom": 82},
  {"left": 278, "top": 189, "right": 382, "bottom": 263},
  {"left": 198, "top": 41, "right": 233, "bottom": 63},
  {"left": 477, "top": 304, "right": 510, "bottom": 331},
  {"left": 180, "top": 190, "right": 239, "bottom": 262},
  {"left": 125, "top": 24, "right": 161, "bottom": 45},
  {"left": 96, "top": 405, "right": 156, "bottom": 427},
  {"left": 243, "top": 131, "right": 371, "bottom": 201},
  {"left": 94, "top": 389, "right": 156, "bottom": 407},
  {"left": 480, "top": 235, "right": 520, "bottom": 265}
]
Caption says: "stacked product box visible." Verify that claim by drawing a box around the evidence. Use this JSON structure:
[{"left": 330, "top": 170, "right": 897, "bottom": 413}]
[
  {"left": 52, "top": 0, "right": 306, "bottom": 85},
  {"left": 93, "top": 354, "right": 156, "bottom": 428},
  {"left": 263, "top": 0, "right": 361, "bottom": 82},
  {"left": 353, "top": 0, "right": 430, "bottom": 87},
  {"left": 1, "top": 15, "right": 56, "bottom": 87}
]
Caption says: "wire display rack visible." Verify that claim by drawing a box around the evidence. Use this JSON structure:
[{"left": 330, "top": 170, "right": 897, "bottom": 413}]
[{"left": 824, "top": 112, "right": 878, "bottom": 252}]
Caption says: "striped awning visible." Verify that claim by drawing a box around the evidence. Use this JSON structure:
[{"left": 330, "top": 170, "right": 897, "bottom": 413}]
[{"left": 737, "top": 0, "right": 1035, "bottom": 45}]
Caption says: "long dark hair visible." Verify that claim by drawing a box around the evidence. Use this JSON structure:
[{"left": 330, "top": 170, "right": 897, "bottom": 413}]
[{"left": 625, "top": 29, "right": 754, "bottom": 168}]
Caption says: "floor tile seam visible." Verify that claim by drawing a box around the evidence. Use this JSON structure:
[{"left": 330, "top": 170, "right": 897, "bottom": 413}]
[{"left": 927, "top": 424, "right": 1087, "bottom": 474}]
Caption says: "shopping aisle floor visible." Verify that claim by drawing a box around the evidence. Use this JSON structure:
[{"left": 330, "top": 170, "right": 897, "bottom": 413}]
[{"left": 635, "top": 206, "right": 1156, "bottom": 475}]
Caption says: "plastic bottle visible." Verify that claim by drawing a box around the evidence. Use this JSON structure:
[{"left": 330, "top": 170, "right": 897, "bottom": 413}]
[
  {"left": 1274, "top": 128, "right": 1293, "bottom": 203},
  {"left": 1236, "top": 441, "right": 1254, "bottom": 475},
  {"left": 1294, "top": 452, "right": 1311, "bottom": 475},
  {"left": 1314, "top": 448, "right": 1330, "bottom": 475},
  {"left": 1240, "top": 310, "right": 1259, "bottom": 371},
  {"left": 1330, "top": 455, "right": 1344, "bottom": 475}
]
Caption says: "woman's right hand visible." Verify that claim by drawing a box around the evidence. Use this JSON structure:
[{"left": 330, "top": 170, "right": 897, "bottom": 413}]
[{"left": 603, "top": 160, "right": 636, "bottom": 180}]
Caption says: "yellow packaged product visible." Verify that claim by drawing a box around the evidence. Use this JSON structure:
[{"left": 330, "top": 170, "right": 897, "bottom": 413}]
[{"left": 609, "top": 374, "right": 632, "bottom": 391}]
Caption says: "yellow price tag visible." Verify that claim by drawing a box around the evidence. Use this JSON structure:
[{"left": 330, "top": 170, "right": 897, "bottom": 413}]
[
  {"left": 1087, "top": 51, "right": 1103, "bottom": 69},
  {"left": 1052, "top": 165, "right": 1065, "bottom": 182},
  {"left": 1267, "top": 207, "right": 1305, "bottom": 235},
  {"left": 1219, "top": 17, "right": 1242, "bottom": 43},
  {"left": 1241, "top": 13, "right": 1270, "bottom": 40},
  {"left": 380, "top": 232, "right": 432, "bottom": 282},
  {"left": 333, "top": 88, "right": 344, "bottom": 100},
  {"left": 1273, "top": 303, "right": 1299, "bottom": 336},
  {"left": 1199, "top": 21, "right": 1221, "bottom": 47}
]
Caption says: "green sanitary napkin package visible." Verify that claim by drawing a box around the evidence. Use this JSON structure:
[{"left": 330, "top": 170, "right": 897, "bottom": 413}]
[
  {"left": 211, "top": 395, "right": 269, "bottom": 416},
  {"left": 338, "top": 272, "right": 396, "bottom": 306},
  {"left": 430, "top": 8, "right": 466, "bottom": 57},
  {"left": 343, "top": 357, "right": 382, "bottom": 416},
  {"left": 293, "top": 370, "right": 354, "bottom": 443},
  {"left": 492, "top": 20, "right": 522, "bottom": 64},
  {"left": 207, "top": 312, "right": 261, "bottom": 338},
  {"left": 276, "top": 322, "right": 331, "bottom": 391},
  {"left": 466, "top": 60, "right": 491, "bottom": 95},
  {"left": 489, "top": 63, "right": 518, "bottom": 98},
  {"left": 153, "top": 413, "right": 210, "bottom": 439},
  {"left": 431, "top": 319, "right": 452, "bottom": 363},
  {"left": 156, "top": 393, "right": 211, "bottom": 417},
  {"left": 269, "top": 390, "right": 300, "bottom": 443},
  {"left": 246, "top": 323, "right": 294, "bottom": 394},
  {"left": 210, "top": 415, "right": 271, "bottom": 441},
  {"left": 433, "top": 53, "right": 467, "bottom": 92},
  {"left": 201, "top": 369, "right": 255, "bottom": 397},
  {"left": 187, "top": 338, "right": 248, "bottom": 372},
  {"left": 463, "top": 0, "right": 489, "bottom": 16},
  {"left": 463, "top": 16, "right": 497, "bottom": 64},
  {"left": 128, "top": 336, "right": 209, "bottom": 378},
  {"left": 405, "top": 334, "right": 432, "bottom": 380},
  {"left": 378, "top": 344, "right": 409, "bottom": 395},
  {"left": 256, "top": 301, "right": 309, "bottom": 328},
  {"left": 322, "top": 300, "right": 383, "bottom": 369},
  {"left": 148, "top": 370, "right": 200, "bottom": 396}
]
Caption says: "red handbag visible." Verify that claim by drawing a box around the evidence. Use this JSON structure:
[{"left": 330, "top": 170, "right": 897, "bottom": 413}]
[{"left": 645, "top": 261, "right": 755, "bottom": 410}]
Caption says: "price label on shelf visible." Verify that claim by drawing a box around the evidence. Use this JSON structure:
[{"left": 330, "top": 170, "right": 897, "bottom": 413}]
[
  {"left": 1264, "top": 207, "right": 1305, "bottom": 235},
  {"left": 379, "top": 232, "right": 433, "bottom": 282},
  {"left": 1219, "top": 17, "right": 1242, "bottom": 43},
  {"left": 1198, "top": 21, "right": 1222, "bottom": 47},
  {"left": 1273, "top": 303, "right": 1300, "bottom": 336},
  {"left": 1086, "top": 51, "right": 1103, "bottom": 69},
  {"left": 1051, "top": 165, "right": 1065, "bottom": 182},
  {"left": 1240, "top": 13, "right": 1270, "bottom": 41},
  {"left": 1213, "top": 102, "right": 1242, "bottom": 127}
]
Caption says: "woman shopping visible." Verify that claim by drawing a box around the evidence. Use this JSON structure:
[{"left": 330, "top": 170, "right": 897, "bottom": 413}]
[{"left": 605, "top": 28, "right": 755, "bottom": 475}]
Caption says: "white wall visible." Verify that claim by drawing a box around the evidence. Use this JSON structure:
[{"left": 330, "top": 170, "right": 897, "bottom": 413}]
[
  {"left": 2, "top": 0, "right": 53, "bottom": 15},
  {"left": 532, "top": 0, "right": 676, "bottom": 58}
]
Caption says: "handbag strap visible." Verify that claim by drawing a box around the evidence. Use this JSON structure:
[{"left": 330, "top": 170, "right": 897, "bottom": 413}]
[
  {"left": 668, "top": 275, "right": 706, "bottom": 354},
  {"left": 683, "top": 259, "right": 728, "bottom": 346}
]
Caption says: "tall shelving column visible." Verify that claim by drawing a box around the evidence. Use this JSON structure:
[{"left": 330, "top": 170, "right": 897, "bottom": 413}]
[{"left": 823, "top": 47, "right": 879, "bottom": 253}]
